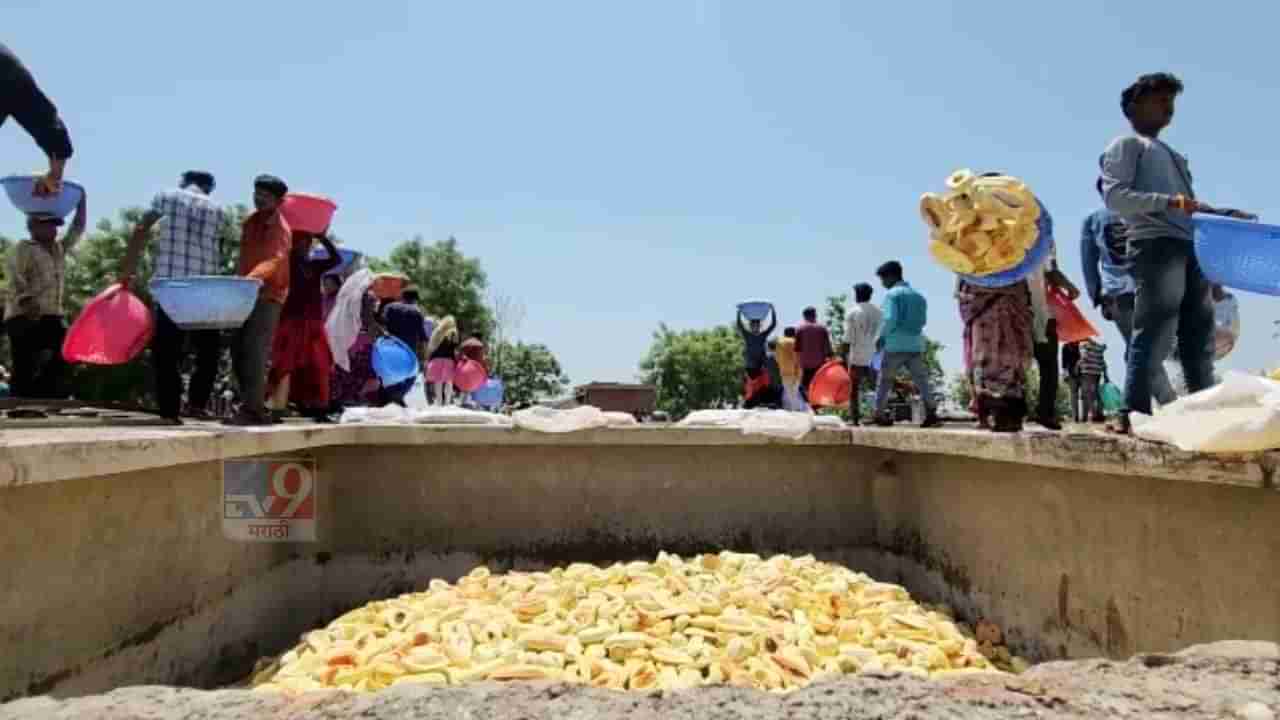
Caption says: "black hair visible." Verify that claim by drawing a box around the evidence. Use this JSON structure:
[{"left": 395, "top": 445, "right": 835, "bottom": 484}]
[
  {"left": 470, "top": 333, "right": 484, "bottom": 342},
  {"left": 253, "top": 174, "right": 289, "bottom": 199},
  {"left": 181, "top": 170, "right": 215, "bottom": 192},
  {"left": 767, "top": 338, "right": 778, "bottom": 350},
  {"left": 854, "top": 283, "right": 873, "bottom": 302},
  {"left": 1096, "top": 177, "right": 1104, "bottom": 197},
  {"left": 802, "top": 307, "right": 817, "bottom": 320},
  {"left": 783, "top": 326, "right": 796, "bottom": 338},
  {"left": 1121, "top": 72, "right": 1183, "bottom": 117},
  {"left": 876, "top": 260, "right": 903, "bottom": 279},
  {"left": 401, "top": 288, "right": 421, "bottom": 303}
]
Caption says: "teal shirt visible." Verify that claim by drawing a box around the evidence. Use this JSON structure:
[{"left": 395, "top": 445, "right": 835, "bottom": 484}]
[{"left": 878, "top": 281, "right": 928, "bottom": 353}]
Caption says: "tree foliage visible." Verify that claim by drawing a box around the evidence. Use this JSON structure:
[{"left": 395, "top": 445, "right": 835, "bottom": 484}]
[
  {"left": 639, "top": 324, "right": 742, "bottom": 420},
  {"left": 384, "top": 235, "right": 493, "bottom": 338},
  {"left": 948, "top": 370, "right": 973, "bottom": 410},
  {"left": 824, "top": 294, "right": 847, "bottom": 348},
  {"left": 497, "top": 341, "right": 569, "bottom": 407}
]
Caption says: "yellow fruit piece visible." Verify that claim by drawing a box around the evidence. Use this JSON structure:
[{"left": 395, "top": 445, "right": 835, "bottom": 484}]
[
  {"left": 250, "top": 553, "right": 1014, "bottom": 695},
  {"left": 946, "top": 168, "right": 976, "bottom": 192},
  {"left": 930, "top": 240, "right": 976, "bottom": 274}
]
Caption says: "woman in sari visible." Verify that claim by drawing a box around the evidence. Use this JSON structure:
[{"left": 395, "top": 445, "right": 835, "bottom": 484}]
[
  {"left": 267, "top": 231, "right": 340, "bottom": 420},
  {"left": 957, "top": 279, "right": 1034, "bottom": 432},
  {"left": 326, "top": 272, "right": 385, "bottom": 412}
]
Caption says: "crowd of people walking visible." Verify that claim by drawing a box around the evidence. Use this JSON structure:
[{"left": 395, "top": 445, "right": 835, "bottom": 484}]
[{"left": 0, "top": 45, "right": 1259, "bottom": 433}]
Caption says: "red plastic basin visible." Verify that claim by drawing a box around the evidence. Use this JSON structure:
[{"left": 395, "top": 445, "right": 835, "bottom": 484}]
[{"left": 280, "top": 193, "right": 337, "bottom": 234}]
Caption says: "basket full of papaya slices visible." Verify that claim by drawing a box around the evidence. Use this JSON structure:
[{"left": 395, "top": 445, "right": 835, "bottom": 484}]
[{"left": 920, "top": 170, "right": 1051, "bottom": 287}]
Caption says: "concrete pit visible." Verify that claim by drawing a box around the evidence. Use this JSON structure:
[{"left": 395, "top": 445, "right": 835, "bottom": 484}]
[{"left": 1, "top": 423, "right": 1278, "bottom": 717}]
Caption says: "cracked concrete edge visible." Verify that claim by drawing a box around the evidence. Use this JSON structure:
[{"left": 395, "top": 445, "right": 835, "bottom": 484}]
[{"left": 1, "top": 421, "right": 1275, "bottom": 491}]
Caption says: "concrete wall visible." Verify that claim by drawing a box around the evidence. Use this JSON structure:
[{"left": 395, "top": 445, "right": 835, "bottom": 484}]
[{"left": 1, "top": 424, "right": 1278, "bottom": 701}]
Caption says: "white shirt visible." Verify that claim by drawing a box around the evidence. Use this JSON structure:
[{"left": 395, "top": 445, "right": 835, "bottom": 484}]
[{"left": 844, "top": 301, "right": 882, "bottom": 366}]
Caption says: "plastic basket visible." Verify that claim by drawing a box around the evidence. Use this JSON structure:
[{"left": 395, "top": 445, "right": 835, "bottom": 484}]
[
  {"left": 808, "top": 360, "right": 852, "bottom": 408},
  {"left": 471, "top": 378, "right": 505, "bottom": 408},
  {"left": 312, "top": 247, "right": 360, "bottom": 275},
  {"left": 958, "top": 206, "right": 1054, "bottom": 288},
  {"left": 279, "top": 193, "right": 337, "bottom": 235},
  {"left": 737, "top": 301, "right": 772, "bottom": 322},
  {"left": 62, "top": 284, "right": 153, "bottom": 365},
  {"left": 1047, "top": 289, "right": 1099, "bottom": 344},
  {"left": 371, "top": 274, "right": 408, "bottom": 300},
  {"left": 1193, "top": 216, "right": 1280, "bottom": 296},
  {"left": 455, "top": 359, "right": 488, "bottom": 393},
  {"left": 1, "top": 175, "right": 84, "bottom": 218},
  {"left": 371, "top": 336, "right": 418, "bottom": 386},
  {"left": 150, "top": 276, "right": 261, "bottom": 330},
  {"left": 1100, "top": 382, "right": 1124, "bottom": 413}
]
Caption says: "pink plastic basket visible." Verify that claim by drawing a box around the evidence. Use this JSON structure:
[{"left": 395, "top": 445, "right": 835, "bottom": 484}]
[
  {"left": 62, "top": 284, "right": 153, "bottom": 365},
  {"left": 279, "top": 193, "right": 337, "bottom": 234}
]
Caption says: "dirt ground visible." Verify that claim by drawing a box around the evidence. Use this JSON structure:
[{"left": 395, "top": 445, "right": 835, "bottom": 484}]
[{"left": 2, "top": 641, "right": 1276, "bottom": 719}]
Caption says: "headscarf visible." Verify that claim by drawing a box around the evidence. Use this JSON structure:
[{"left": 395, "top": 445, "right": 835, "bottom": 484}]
[
  {"left": 324, "top": 269, "right": 375, "bottom": 371},
  {"left": 427, "top": 315, "right": 458, "bottom": 358}
]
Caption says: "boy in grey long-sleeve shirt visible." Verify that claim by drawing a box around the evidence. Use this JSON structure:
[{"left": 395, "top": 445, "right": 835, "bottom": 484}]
[{"left": 1100, "top": 72, "right": 1255, "bottom": 427}]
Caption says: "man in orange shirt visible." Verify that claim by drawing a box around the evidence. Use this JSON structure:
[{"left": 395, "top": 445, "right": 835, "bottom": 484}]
[{"left": 225, "top": 174, "right": 291, "bottom": 426}]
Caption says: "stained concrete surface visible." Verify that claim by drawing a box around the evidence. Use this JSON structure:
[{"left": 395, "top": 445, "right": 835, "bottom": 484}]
[
  {"left": 2, "top": 642, "right": 1276, "bottom": 719},
  {"left": 3, "top": 425, "right": 1279, "bottom": 702}
]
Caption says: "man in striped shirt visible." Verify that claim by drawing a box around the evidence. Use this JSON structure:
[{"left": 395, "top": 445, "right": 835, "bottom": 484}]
[{"left": 123, "top": 171, "right": 227, "bottom": 422}]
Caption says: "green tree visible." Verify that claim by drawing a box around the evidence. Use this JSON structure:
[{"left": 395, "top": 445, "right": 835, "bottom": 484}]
[
  {"left": 824, "top": 294, "right": 847, "bottom": 349},
  {"left": 639, "top": 324, "right": 742, "bottom": 420},
  {"left": 948, "top": 370, "right": 973, "bottom": 410},
  {"left": 1024, "top": 364, "right": 1073, "bottom": 420},
  {"left": 497, "top": 341, "right": 569, "bottom": 407},
  {"left": 385, "top": 235, "right": 493, "bottom": 337}
]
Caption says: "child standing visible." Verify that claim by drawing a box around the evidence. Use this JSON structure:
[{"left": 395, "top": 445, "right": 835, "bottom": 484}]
[{"left": 1078, "top": 338, "right": 1107, "bottom": 423}]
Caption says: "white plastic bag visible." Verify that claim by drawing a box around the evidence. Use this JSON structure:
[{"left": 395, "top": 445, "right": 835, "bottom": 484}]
[
  {"left": 676, "top": 410, "right": 751, "bottom": 428},
  {"left": 812, "top": 415, "right": 847, "bottom": 430},
  {"left": 1132, "top": 371, "right": 1280, "bottom": 452},
  {"left": 412, "top": 406, "right": 513, "bottom": 426},
  {"left": 739, "top": 409, "right": 814, "bottom": 440},
  {"left": 325, "top": 269, "right": 374, "bottom": 371},
  {"left": 339, "top": 404, "right": 410, "bottom": 424},
  {"left": 404, "top": 375, "right": 429, "bottom": 411},
  {"left": 513, "top": 406, "right": 610, "bottom": 433},
  {"left": 603, "top": 412, "right": 639, "bottom": 427}
]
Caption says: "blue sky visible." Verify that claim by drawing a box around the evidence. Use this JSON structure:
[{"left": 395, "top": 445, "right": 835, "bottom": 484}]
[{"left": 3, "top": 1, "right": 1277, "bottom": 388}]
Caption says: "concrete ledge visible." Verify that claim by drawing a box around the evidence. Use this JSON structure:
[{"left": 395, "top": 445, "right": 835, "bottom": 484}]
[
  {"left": 2, "top": 422, "right": 1278, "bottom": 490},
  {"left": 849, "top": 426, "right": 1280, "bottom": 489}
]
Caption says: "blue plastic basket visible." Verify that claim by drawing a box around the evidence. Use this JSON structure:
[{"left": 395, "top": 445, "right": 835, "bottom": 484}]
[
  {"left": 149, "top": 276, "right": 261, "bottom": 330},
  {"left": 471, "top": 379, "right": 505, "bottom": 409},
  {"left": 737, "top": 301, "right": 772, "bottom": 322},
  {"left": 311, "top": 247, "right": 360, "bottom": 275},
  {"left": 371, "top": 336, "right": 419, "bottom": 386},
  {"left": 958, "top": 201, "right": 1054, "bottom": 288},
  {"left": 1194, "top": 216, "right": 1280, "bottom": 296},
  {"left": 1, "top": 175, "right": 85, "bottom": 218}
]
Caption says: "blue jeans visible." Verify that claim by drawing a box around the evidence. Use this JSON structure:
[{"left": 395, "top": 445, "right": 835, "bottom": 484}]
[
  {"left": 875, "top": 352, "right": 935, "bottom": 414},
  {"left": 1124, "top": 238, "right": 1215, "bottom": 415},
  {"left": 1104, "top": 292, "right": 1176, "bottom": 406}
]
